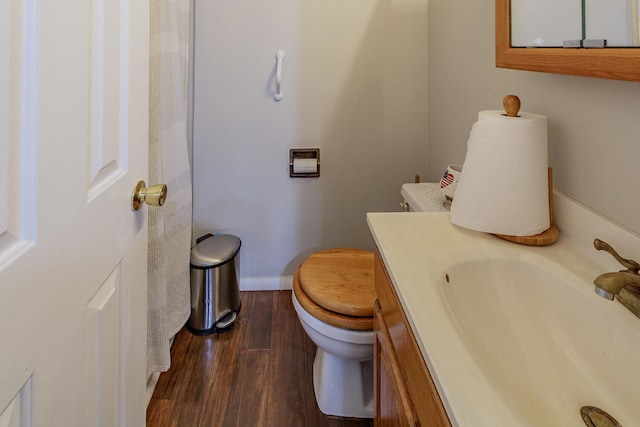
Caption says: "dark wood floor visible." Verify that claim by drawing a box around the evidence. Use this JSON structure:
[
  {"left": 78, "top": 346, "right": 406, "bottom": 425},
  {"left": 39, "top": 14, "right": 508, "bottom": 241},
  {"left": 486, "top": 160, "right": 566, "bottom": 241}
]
[{"left": 147, "top": 291, "right": 373, "bottom": 427}]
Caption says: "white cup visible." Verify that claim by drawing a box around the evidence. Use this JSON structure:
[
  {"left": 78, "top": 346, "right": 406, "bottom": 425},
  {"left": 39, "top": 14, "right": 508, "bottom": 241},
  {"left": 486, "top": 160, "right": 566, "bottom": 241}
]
[{"left": 439, "top": 165, "right": 462, "bottom": 199}]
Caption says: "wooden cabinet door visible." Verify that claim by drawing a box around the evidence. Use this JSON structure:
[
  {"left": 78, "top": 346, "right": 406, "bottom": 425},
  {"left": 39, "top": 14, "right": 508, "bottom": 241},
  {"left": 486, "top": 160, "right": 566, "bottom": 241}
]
[
  {"left": 374, "top": 250, "right": 452, "bottom": 427},
  {"left": 374, "top": 300, "right": 419, "bottom": 427}
]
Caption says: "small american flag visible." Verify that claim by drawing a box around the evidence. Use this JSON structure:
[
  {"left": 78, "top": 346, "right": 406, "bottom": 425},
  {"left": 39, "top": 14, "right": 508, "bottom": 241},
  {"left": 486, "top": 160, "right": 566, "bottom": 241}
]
[{"left": 440, "top": 171, "right": 455, "bottom": 188}]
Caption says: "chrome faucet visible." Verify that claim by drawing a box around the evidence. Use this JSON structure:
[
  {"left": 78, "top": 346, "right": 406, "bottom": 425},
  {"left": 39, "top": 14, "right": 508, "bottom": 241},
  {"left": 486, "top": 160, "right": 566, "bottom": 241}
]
[{"left": 593, "top": 238, "right": 640, "bottom": 318}]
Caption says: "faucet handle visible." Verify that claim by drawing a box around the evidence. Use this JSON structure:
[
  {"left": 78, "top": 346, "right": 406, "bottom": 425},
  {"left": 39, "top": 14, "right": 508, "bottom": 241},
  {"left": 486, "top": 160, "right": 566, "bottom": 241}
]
[{"left": 594, "top": 239, "right": 640, "bottom": 273}]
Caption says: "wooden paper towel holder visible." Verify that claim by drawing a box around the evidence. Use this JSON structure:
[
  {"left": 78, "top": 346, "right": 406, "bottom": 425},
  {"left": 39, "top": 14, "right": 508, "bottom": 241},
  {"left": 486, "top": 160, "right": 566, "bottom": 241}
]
[{"left": 492, "top": 95, "right": 559, "bottom": 245}]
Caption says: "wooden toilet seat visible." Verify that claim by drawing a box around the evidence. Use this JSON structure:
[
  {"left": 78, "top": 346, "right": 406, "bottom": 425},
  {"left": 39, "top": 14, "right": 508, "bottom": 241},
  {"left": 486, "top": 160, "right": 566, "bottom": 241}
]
[{"left": 293, "top": 248, "right": 375, "bottom": 331}]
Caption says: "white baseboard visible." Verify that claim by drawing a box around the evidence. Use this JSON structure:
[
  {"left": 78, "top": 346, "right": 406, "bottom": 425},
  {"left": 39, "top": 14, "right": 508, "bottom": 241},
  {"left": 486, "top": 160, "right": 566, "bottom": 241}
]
[{"left": 240, "top": 276, "right": 293, "bottom": 291}]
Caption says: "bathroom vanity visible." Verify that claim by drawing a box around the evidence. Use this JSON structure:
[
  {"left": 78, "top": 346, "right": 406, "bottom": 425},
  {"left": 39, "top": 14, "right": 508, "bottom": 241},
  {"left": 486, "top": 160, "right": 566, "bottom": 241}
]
[
  {"left": 368, "top": 197, "right": 640, "bottom": 426},
  {"left": 373, "top": 249, "right": 450, "bottom": 426}
]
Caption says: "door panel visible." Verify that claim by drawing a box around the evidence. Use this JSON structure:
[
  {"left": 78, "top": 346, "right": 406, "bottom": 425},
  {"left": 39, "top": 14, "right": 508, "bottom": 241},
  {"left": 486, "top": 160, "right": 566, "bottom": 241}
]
[
  {"left": 88, "top": 0, "right": 128, "bottom": 198},
  {"left": 0, "top": 377, "right": 31, "bottom": 427},
  {"left": 0, "top": 0, "right": 149, "bottom": 425},
  {"left": 85, "top": 265, "right": 121, "bottom": 427},
  {"left": 0, "top": 0, "right": 37, "bottom": 268}
]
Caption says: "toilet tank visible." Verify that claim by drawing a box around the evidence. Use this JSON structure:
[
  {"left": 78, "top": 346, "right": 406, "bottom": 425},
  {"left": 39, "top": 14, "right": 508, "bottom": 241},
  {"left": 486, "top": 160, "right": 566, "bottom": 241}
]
[{"left": 400, "top": 182, "right": 450, "bottom": 213}]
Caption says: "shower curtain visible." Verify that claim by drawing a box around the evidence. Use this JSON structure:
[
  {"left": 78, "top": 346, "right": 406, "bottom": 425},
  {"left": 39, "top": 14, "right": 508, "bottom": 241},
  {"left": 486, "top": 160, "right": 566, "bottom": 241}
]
[{"left": 148, "top": 0, "right": 192, "bottom": 373}]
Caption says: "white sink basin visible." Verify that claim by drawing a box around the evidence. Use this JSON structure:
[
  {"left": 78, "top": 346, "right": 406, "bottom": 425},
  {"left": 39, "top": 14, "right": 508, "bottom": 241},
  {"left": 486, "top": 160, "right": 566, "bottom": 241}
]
[
  {"left": 442, "top": 256, "right": 639, "bottom": 425},
  {"left": 367, "top": 209, "right": 640, "bottom": 426}
]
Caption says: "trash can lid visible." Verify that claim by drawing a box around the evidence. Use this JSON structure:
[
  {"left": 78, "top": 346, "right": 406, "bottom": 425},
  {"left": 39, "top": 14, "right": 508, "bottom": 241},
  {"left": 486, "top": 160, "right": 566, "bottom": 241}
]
[{"left": 191, "top": 234, "right": 241, "bottom": 268}]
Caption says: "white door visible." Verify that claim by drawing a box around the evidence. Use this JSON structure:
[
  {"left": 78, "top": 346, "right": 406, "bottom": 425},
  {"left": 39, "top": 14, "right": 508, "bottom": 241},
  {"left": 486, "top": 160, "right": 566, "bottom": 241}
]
[{"left": 0, "top": 0, "right": 150, "bottom": 426}]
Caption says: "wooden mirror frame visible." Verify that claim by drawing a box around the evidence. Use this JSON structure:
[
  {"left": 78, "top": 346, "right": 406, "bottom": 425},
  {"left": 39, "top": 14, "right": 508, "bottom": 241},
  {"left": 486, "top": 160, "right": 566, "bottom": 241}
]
[{"left": 496, "top": 0, "right": 640, "bottom": 82}]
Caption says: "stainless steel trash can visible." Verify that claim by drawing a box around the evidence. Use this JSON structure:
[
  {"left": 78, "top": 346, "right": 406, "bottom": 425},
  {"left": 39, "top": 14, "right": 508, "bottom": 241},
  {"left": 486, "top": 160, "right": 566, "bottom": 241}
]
[{"left": 187, "top": 234, "right": 241, "bottom": 335}]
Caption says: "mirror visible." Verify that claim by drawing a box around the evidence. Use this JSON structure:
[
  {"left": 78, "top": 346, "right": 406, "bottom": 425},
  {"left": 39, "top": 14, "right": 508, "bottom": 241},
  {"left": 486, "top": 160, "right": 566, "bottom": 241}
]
[
  {"left": 496, "top": 0, "right": 640, "bottom": 82},
  {"left": 511, "top": 0, "right": 640, "bottom": 47}
]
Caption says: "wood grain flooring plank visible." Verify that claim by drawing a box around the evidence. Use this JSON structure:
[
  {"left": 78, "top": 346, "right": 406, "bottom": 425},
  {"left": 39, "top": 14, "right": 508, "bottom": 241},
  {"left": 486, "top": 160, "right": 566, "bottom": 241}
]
[
  {"left": 219, "top": 297, "right": 253, "bottom": 427},
  {"left": 151, "top": 328, "right": 195, "bottom": 400},
  {"left": 247, "top": 291, "right": 274, "bottom": 350},
  {"left": 217, "top": 351, "right": 245, "bottom": 427},
  {"left": 236, "top": 349, "right": 270, "bottom": 426},
  {"left": 198, "top": 293, "right": 252, "bottom": 427},
  {"left": 215, "top": 293, "right": 253, "bottom": 427},
  {"left": 146, "top": 399, "right": 178, "bottom": 427},
  {"left": 265, "top": 347, "right": 308, "bottom": 427},
  {"left": 268, "top": 291, "right": 311, "bottom": 427},
  {"left": 169, "top": 333, "right": 219, "bottom": 426},
  {"left": 176, "top": 334, "right": 217, "bottom": 406},
  {"left": 271, "top": 290, "right": 306, "bottom": 351}
]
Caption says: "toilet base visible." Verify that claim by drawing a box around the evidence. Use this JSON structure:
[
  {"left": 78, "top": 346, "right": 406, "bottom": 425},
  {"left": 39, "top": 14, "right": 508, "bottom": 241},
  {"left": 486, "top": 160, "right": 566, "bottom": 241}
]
[{"left": 312, "top": 347, "right": 374, "bottom": 419}]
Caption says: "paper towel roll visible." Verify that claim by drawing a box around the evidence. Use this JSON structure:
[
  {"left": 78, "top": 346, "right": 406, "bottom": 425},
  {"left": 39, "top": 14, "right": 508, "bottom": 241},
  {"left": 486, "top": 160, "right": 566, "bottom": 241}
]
[
  {"left": 450, "top": 110, "right": 549, "bottom": 236},
  {"left": 292, "top": 158, "right": 318, "bottom": 174}
]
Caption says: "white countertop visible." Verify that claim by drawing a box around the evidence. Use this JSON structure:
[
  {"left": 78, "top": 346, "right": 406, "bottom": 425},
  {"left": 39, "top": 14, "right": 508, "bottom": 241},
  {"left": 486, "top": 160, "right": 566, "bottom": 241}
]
[{"left": 366, "top": 205, "right": 640, "bottom": 426}]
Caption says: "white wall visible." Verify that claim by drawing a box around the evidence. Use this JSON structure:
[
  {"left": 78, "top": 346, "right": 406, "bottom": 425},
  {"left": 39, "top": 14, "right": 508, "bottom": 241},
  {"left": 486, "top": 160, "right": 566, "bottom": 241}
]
[
  {"left": 192, "top": 0, "right": 428, "bottom": 288},
  {"left": 428, "top": 0, "right": 640, "bottom": 237}
]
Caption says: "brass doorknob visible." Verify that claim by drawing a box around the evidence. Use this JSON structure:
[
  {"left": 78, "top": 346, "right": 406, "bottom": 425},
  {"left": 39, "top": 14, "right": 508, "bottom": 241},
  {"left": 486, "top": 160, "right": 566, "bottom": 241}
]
[{"left": 131, "top": 180, "right": 167, "bottom": 211}]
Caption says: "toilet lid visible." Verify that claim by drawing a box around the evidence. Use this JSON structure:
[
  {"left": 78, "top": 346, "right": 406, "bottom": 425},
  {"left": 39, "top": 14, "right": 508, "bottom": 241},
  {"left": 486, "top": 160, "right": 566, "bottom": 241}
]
[{"left": 298, "top": 248, "right": 376, "bottom": 317}]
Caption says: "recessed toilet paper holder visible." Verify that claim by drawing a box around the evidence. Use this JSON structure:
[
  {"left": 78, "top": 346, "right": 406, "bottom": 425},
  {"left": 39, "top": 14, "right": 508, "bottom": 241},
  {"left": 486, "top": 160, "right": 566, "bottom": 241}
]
[{"left": 290, "top": 148, "right": 320, "bottom": 178}]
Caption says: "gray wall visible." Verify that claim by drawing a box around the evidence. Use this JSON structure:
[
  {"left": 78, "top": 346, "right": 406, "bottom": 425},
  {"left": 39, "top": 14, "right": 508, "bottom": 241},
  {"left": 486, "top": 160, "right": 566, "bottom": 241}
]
[
  {"left": 427, "top": 0, "right": 640, "bottom": 235},
  {"left": 192, "top": 0, "right": 428, "bottom": 287}
]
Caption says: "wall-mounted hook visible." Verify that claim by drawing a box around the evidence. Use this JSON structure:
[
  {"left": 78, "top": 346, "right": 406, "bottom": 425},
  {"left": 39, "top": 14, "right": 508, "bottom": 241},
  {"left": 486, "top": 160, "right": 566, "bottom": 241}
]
[{"left": 274, "top": 50, "right": 285, "bottom": 101}]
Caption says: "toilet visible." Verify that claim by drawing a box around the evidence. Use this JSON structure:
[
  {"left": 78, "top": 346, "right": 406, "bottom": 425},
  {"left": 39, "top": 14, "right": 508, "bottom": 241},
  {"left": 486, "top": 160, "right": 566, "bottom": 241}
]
[
  {"left": 291, "top": 247, "right": 376, "bottom": 419},
  {"left": 292, "top": 182, "right": 446, "bottom": 418}
]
